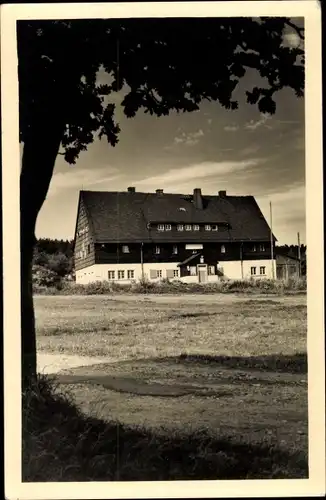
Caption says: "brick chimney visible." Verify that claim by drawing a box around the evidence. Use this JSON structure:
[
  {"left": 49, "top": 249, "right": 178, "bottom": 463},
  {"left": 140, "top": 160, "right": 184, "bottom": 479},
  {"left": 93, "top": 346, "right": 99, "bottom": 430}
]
[
  {"left": 193, "top": 188, "right": 203, "bottom": 209},
  {"left": 218, "top": 190, "right": 227, "bottom": 198},
  {"left": 127, "top": 187, "right": 136, "bottom": 193},
  {"left": 156, "top": 189, "right": 164, "bottom": 196}
]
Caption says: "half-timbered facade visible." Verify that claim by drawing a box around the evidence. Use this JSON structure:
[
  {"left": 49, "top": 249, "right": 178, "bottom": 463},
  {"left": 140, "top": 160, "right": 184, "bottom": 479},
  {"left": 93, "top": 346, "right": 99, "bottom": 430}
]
[{"left": 74, "top": 187, "right": 277, "bottom": 284}]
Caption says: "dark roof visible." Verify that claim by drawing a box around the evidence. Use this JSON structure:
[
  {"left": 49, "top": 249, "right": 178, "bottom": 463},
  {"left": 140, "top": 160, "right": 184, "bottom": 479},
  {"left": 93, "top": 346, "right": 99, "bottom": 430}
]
[{"left": 80, "top": 190, "right": 277, "bottom": 243}]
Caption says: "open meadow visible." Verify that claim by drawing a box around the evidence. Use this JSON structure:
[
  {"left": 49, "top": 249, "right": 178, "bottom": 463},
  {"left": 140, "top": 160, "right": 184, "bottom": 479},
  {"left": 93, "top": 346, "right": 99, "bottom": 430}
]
[{"left": 27, "top": 292, "right": 308, "bottom": 480}]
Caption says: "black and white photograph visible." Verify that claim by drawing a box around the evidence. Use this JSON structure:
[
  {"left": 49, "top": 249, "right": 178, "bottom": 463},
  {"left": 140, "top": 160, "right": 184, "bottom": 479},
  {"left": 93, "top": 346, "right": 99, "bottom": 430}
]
[{"left": 2, "top": 1, "right": 324, "bottom": 498}]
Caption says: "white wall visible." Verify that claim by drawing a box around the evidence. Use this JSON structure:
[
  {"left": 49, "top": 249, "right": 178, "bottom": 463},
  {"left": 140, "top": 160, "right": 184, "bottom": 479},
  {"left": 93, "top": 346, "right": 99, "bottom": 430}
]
[
  {"left": 76, "top": 262, "right": 182, "bottom": 284},
  {"left": 76, "top": 259, "right": 277, "bottom": 284},
  {"left": 220, "top": 259, "right": 276, "bottom": 280}
]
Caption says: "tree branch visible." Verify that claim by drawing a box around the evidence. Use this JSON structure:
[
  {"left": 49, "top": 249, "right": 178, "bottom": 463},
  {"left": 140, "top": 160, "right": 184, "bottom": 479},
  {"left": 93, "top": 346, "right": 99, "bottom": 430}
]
[{"left": 285, "top": 20, "right": 304, "bottom": 40}]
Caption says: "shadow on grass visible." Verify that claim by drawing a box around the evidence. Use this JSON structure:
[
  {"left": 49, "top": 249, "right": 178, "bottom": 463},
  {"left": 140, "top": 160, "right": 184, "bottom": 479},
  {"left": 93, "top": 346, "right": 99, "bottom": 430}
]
[
  {"left": 174, "top": 353, "right": 307, "bottom": 374},
  {"left": 23, "top": 375, "right": 308, "bottom": 482}
]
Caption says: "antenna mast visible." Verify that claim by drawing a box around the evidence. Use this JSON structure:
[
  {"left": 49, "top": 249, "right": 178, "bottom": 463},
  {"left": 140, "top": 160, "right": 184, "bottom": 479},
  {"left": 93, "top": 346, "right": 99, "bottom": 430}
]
[{"left": 270, "top": 201, "right": 275, "bottom": 279}]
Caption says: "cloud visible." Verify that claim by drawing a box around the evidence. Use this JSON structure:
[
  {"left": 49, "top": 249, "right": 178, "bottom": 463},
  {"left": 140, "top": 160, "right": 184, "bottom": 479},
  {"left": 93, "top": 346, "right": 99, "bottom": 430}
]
[
  {"left": 240, "top": 145, "right": 260, "bottom": 156},
  {"left": 48, "top": 167, "right": 121, "bottom": 197},
  {"left": 245, "top": 113, "right": 272, "bottom": 131},
  {"left": 224, "top": 125, "right": 239, "bottom": 132},
  {"left": 173, "top": 129, "right": 204, "bottom": 146},
  {"left": 283, "top": 32, "right": 302, "bottom": 48},
  {"left": 256, "top": 183, "right": 305, "bottom": 243},
  {"left": 134, "top": 158, "right": 265, "bottom": 190}
]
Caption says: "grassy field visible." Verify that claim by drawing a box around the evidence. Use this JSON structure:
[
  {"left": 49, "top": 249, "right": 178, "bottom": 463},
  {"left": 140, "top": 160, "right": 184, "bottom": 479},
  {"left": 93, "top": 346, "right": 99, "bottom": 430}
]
[{"left": 28, "top": 293, "right": 308, "bottom": 480}]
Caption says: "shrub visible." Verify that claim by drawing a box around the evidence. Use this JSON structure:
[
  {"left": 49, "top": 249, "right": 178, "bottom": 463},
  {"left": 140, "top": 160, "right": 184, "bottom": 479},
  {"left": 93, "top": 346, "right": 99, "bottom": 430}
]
[
  {"left": 33, "top": 277, "right": 307, "bottom": 296},
  {"left": 32, "top": 265, "right": 61, "bottom": 288}
]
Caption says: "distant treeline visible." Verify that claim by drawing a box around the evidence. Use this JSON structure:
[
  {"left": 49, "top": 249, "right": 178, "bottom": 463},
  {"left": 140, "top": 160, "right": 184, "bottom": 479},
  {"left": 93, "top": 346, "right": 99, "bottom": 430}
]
[{"left": 33, "top": 239, "right": 74, "bottom": 285}]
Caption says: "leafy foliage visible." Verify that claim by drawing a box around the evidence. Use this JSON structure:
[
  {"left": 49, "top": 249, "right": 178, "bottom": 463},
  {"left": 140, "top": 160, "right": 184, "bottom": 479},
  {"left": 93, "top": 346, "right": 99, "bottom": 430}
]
[
  {"left": 32, "top": 239, "right": 74, "bottom": 285},
  {"left": 18, "top": 17, "right": 304, "bottom": 165}
]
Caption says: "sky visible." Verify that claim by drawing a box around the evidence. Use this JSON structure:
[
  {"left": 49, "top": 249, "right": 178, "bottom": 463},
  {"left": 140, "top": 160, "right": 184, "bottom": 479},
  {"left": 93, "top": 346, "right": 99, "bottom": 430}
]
[{"left": 35, "top": 24, "right": 305, "bottom": 246}]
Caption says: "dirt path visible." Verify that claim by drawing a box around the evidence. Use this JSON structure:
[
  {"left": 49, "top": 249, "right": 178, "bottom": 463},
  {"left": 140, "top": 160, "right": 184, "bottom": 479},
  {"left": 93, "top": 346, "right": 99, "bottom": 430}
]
[{"left": 37, "top": 352, "right": 108, "bottom": 375}]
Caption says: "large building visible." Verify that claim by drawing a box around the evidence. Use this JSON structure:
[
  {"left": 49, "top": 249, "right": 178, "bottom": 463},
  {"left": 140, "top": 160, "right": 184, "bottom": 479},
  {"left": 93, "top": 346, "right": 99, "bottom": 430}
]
[{"left": 74, "top": 187, "right": 277, "bottom": 284}]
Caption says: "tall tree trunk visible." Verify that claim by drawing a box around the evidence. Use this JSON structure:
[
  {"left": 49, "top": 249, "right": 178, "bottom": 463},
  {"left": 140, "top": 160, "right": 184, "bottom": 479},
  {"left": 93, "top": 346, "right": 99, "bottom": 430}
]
[{"left": 21, "top": 115, "right": 65, "bottom": 391}]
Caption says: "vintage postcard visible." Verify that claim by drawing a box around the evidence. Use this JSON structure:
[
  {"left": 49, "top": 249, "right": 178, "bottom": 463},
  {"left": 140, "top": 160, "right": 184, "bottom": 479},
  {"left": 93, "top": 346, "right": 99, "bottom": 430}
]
[{"left": 1, "top": 1, "right": 325, "bottom": 499}]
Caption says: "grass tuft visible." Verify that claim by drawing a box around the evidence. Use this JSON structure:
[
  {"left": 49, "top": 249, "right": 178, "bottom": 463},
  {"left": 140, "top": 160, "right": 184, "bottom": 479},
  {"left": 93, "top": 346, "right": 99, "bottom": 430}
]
[{"left": 23, "top": 375, "right": 308, "bottom": 481}]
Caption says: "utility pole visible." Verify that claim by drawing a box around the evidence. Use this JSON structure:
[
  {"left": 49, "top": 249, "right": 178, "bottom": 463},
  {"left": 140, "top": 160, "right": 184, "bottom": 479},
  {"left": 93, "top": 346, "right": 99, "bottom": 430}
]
[
  {"left": 270, "top": 201, "right": 275, "bottom": 279},
  {"left": 140, "top": 242, "right": 144, "bottom": 280},
  {"left": 240, "top": 241, "right": 244, "bottom": 279},
  {"left": 297, "top": 232, "right": 301, "bottom": 278}
]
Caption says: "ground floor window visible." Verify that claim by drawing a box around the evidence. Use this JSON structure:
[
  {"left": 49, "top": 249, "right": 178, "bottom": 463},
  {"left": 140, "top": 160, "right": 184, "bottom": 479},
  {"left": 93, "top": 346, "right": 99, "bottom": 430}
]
[
  {"left": 208, "top": 265, "right": 215, "bottom": 275},
  {"left": 118, "top": 270, "right": 125, "bottom": 279},
  {"left": 260, "top": 266, "right": 266, "bottom": 275},
  {"left": 173, "top": 269, "right": 179, "bottom": 278},
  {"left": 127, "top": 270, "right": 135, "bottom": 279},
  {"left": 108, "top": 270, "right": 115, "bottom": 280},
  {"left": 157, "top": 270, "right": 162, "bottom": 278},
  {"left": 251, "top": 267, "right": 256, "bottom": 276}
]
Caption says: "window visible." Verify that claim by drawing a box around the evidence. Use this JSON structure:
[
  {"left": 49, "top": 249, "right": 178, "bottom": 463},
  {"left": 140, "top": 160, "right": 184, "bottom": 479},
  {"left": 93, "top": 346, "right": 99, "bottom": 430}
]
[
  {"left": 205, "top": 225, "right": 211, "bottom": 231},
  {"left": 173, "top": 245, "right": 178, "bottom": 254},
  {"left": 87, "top": 244, "right": 91, "bottom": 254},
  {"left": 157, "top": 270, "right": 162, "bottom": 278},
  {"left": 165, "top": 224, "right": 172, "bottom": 231},
  {"left": 155, "top": 246, "right": 160, "bottom": 254},
  {"left": 122, "top": 245, "right": 129, "bottom": 253},
  {"left": 157, "top": 224, "right": 165, "bottom": 231},
  {"left": 118, "top": 270, "right": 125, "bottom": 279},
  {"left": 173, "top": 269, "right": 179, "bottom": 278},
  {"left": 177, "top": 224, "right": 184, "bottom": 231},
  {"left": 208, "top": 266, "right": 215, "bottom": 275},
  {"left": 221, "top": 245, "right": 226, "bottom": 253},
  {"left": 251, "top": 267, "right": 256, "bottom": 276},
  {"left": 259, "top": 244, "right": 265, "bottom": 252},
  {"left": 178, "top": 207, "right": 186, "bottom": 212},
  {"left": 108, "top": 270, "right": 115, "bottom": 280},
  {"left": 193, "top": 224, "right": 200, "bottom": 231},
  {"left": 127, "top": 270, "right": 135, "bottom": 279},
  {"left": 186, "top": 243, "right": 203, "bottom": 250},
  {"left": 260, "top": 266, "right": 266, "bottom": 275},
  {"left": 185, "top": 224, "right": 192, "bottom": 231},
  {"left": 212, "top": 225, "right": 218, "bottom": 231},
  {"left": 252, "top": 245, "right": 257, "bottom": 252}
]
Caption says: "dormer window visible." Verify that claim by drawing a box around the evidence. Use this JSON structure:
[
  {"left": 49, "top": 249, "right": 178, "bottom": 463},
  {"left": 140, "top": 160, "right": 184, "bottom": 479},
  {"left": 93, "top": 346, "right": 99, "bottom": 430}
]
[
  {"left": 178, "top": 207, "right": 186, "bottom": 212},
  {"left": 185, "top": 224, "right": 192, "bottom": 231},
  {"left": 259, "top": 244, "right": 265, "bottom": 251},
  {"left": 122, "top": 245, "right": 129, "bottom": 253},
  {"left": 193, "top": 225, "right": 200, "bottom": 231},
  {"left": 221, "top": 245, "right": 226, "bottom": 253},
  {"left": 212, "top": 225, "right": 218, "bottom": 231},
  {"left": 252, "top": 245, "right": 257, "bottom": 252},
  {"left": 177, "top": 224, "right": 184, "bottom": 231},
  {"left": 157, "top": 224, "right": 165, "bottom": 231},
  {"left": 205, "top": 225, "right": 211, "bottom": 231},
  {"left": 165, "top": 224, "right": 172, "bottom": 231},
  {"left": 155, "top": 246, "right": 160, "bottom": 254},
  {"left": 173, "top": 245, "right": 178, "bottom": 254}
]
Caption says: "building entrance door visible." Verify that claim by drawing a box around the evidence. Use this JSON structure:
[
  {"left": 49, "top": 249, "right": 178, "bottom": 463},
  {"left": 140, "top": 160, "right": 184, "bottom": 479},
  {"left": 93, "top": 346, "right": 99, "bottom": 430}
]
[{"left": 197, "top": 264, "right": 207, "bottom": 283}]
